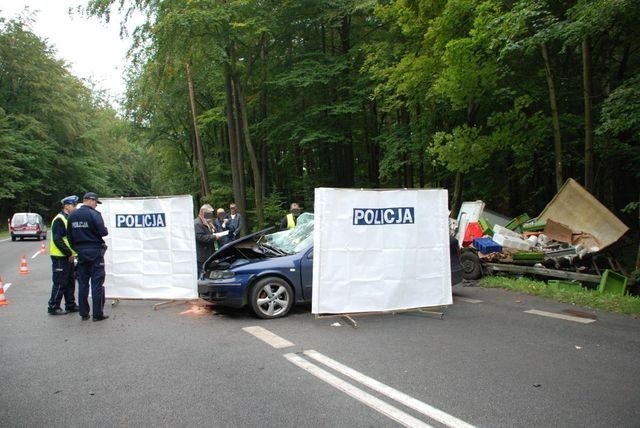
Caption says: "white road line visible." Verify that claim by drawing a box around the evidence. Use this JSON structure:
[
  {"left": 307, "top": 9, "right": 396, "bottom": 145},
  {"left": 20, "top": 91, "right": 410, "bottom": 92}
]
[
  {"left": 454, "top": 297, "right": 483, "bottom": 304},
  {"left": 304, "top": 350, "right": 475, "bottom": 428},
  {"left": 524, "top": 309, "right": 596, "bottom": 324},
  {"left": 242, "top": 326, "right": 294, "bottom": 348},
  {"left": 31, "top": 250, "right": 40, "bottom": 259},
  {"left": 3, "top": 283, "right": 11, "bottom": 291},
  {"left": 284, "top": 353, "right": 433, "bottom": 428}
]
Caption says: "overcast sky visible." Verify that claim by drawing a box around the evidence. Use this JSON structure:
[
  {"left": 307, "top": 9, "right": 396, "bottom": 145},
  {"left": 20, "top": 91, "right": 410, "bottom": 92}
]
[{"left": 1, "top": 0, "right": 135, "bottom": 107}]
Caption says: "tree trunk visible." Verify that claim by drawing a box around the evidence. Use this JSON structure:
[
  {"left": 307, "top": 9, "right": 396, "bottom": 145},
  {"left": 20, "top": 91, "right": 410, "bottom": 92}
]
[
  {"left": 582, "top": 37, "right": 594, "bottom": 192},
  {"left": 186, "top": 63, "right": 209, "bottom": 199},
  {"left": 224, "top": 62, "right": 245, "bottom": 219},
  {"left": 451, "top": 171, "right": 464, "bottom": 218},
  {"left": 234, "top": 78, "right": 264, "bottom": 229},
  {"left": 541, "top": 42, "right": 563, "bottom": 192}
]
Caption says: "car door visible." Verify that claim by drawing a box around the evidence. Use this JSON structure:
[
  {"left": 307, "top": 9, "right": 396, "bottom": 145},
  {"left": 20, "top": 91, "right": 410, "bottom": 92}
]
[{"left": 299, "top": 247, "right": 314, "bottom": 300}]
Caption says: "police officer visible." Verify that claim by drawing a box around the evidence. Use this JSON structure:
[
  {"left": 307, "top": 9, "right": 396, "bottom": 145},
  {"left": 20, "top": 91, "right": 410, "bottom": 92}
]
[
  {"left": 67, "top": 192, "right": 109, "bottom": 321},
  {"left": 279, "top": 202, "right": 302, "bottom": 230},
  {"left": 48, "top": 195, "right": 80, "bottom": 315}
]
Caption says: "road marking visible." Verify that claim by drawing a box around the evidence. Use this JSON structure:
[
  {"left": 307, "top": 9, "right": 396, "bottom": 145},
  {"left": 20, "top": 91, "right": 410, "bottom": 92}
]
[
  {"left": 3, "top": 283, "right": 11, "bottom": 291},
  {"left": 524, "top": 309, "right": 596, "bottom": 324},
  {"left": 31, "top": 250, "right": 40, "bottom": 259},
  {"left": 242, "top": 326, "right": 294, "bottom": 348},
  {"left": 304, "top": 350, "right": 475, "bottom": 428},
  {"left": 284, "top": 353, "right": 433, "bottom": 428},
  {"left": 454, "top": 297, "right": 483, "bottom": 304}
]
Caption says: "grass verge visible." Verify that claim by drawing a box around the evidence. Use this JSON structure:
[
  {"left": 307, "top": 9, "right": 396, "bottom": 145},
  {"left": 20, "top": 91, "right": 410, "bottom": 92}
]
[{"left": 480, "top": 275, "right": 640, "bottom": 316}]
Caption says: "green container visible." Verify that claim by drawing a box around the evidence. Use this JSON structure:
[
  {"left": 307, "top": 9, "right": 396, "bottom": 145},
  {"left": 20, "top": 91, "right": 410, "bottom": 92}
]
[
  {"left": 547, "top": 280, "right": 583, "bottom": 291},
  {"left": 521, "top": 220, "right": 547, "bottom": 232},
  {"left": 478, "top": 217, "right": 493, "bottom": 236},
  {"left": 513, "top": 251, "right": 545, "bottom": 261},
  {"left": 598, "top": 269, "right": 628, "bottom": 296},
  {"left": 505, "top": 213, "right": 530, "bottom": 232}
]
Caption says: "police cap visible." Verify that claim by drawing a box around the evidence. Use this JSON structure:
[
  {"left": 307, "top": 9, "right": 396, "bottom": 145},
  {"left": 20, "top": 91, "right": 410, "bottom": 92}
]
[
  {"left": 61, "top": 195, "right": 79, "bottom": 205},
  {"left": 83, "top": 192, "right": 102, "bottom": 204}
]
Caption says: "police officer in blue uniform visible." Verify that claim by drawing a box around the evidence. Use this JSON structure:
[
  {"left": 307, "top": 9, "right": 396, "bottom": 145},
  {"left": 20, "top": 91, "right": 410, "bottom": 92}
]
[
  {"left": 67, "top": 192, "right": 109, "bottom": 321},
  {"left": 48, "top": 195, "right": 80, "bottom": 315}
]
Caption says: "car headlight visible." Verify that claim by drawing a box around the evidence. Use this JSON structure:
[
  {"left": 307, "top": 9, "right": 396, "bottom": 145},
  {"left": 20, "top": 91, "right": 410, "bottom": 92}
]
[{"left": 208, "top": 270, "right": 235, "bottom": 280}]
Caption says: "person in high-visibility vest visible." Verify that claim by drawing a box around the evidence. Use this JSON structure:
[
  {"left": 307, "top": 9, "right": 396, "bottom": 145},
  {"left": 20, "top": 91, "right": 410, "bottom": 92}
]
[
  {"left": 47, "top": 195, "right": 80, "bottom": 315},
  {"left": 279, "top": 202, "right": 302, "bottom": 230}
]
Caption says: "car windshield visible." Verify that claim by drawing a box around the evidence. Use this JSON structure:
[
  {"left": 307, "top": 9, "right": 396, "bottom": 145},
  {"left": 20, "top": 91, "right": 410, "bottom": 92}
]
[{"left": 264, "top": 212, "right": 314, "bottom": 254}]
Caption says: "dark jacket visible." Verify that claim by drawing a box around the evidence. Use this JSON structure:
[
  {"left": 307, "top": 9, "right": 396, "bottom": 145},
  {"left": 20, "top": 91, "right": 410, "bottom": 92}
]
[
  {"left": 214, "top": 217, "right": 236, "bottom": 247},
  {"left": 67, "top": 205, "right": 108, "bottom": 262},
  {"left": 195, "top": 217, "right": 217, "bottom": 263},
  {"left": 229, "top": 213, "right": 241, "bottom": 240}
]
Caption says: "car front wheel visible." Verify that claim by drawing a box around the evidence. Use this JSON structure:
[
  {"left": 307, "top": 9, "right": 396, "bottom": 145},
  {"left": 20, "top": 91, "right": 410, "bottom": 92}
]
[{"left": 249, "top": 277, "right": 294, "bottom": 319}]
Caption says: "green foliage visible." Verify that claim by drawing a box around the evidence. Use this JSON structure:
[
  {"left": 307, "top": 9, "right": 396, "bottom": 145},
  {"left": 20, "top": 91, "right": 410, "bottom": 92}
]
[
  {"left": 0, "top": 17, "right": 153, "bottom": 221},
  {"left": 9, "top": 0, "right": 637, "bottom": 250}
]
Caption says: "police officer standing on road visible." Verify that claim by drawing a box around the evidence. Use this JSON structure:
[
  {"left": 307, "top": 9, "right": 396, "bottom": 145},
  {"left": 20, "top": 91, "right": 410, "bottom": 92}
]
[
  {"left": 67, "top": 192, "right": 109, "bottom": 321},
  {"left": 48, "top": 195, "right": 80, "bottom": 315}
]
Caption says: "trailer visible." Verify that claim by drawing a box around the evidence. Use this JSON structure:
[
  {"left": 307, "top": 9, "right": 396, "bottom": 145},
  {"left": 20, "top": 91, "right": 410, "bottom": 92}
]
[{"left": 457, "top": 179, "right": 635, "bottom": 289}]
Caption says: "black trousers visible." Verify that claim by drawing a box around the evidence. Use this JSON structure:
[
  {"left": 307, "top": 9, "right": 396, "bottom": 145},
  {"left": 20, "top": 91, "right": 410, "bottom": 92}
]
[
  {"left": 77, "top": 254, "right": 106, "bottom": 318},
  {"left": 48, "top": 257, "right": 76, "bottom": 311}
]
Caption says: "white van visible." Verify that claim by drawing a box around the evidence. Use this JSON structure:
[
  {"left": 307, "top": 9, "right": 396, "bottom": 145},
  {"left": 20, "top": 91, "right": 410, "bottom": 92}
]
[{"left": 9, "top": 213, "right": 47, "bottom": 241}]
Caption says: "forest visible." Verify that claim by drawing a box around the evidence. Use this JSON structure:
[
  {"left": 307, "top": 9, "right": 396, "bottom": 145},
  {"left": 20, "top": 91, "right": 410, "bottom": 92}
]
[{"left": 1, "top": 1, "right": 638, "bottom": 267}]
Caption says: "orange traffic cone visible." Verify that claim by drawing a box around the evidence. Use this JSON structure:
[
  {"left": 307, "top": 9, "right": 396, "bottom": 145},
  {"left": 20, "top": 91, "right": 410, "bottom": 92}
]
[
  {"left": 0, "top": 277, "right": 8, "bottom": 306},
  {"left": 19, "top": 255, "right": 30, "bottom": 275},
  {"left": 40, "top": 242, "right": 46, "bottom": 254}
]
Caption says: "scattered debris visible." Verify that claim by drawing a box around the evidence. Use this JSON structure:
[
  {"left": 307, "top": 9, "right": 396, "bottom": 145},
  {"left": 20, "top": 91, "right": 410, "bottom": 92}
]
[
  {"left": 456, "top": 179, "right": 633, "bottom": 289},
  {"left": 331, "top": 322, "right": 341, "bottom": 327}
]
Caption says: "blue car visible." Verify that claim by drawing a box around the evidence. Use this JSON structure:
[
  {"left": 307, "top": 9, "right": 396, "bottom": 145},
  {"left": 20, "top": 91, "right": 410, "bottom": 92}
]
[{"left": 198, "top": 213, "right": 462, "bottom": 319}]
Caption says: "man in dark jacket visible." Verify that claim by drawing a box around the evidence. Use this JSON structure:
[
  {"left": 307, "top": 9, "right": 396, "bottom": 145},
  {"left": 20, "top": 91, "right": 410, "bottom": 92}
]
[
  {"left": 214, "top": 208, "right": 235, "bottom": 248},
  {"left": 67, "top": 192, "right": 109, "bottom": 321},
  {"left": 48, "top": 195, "right": 80, "bottom": 315},
  {"left": 228, "top": 203, "right": 242, "bottom": 240},
  {"left": 195, "top": 204, "right": 218, "bottom": 278}
]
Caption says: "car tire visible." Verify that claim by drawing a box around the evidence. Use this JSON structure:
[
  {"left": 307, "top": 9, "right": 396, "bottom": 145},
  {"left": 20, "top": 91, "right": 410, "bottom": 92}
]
[
  {"left": 461, "top": 250, "right": 483, "bottom": 280},
  {"left": 249, "top": 277, "right": 294, "bottom": 319}
]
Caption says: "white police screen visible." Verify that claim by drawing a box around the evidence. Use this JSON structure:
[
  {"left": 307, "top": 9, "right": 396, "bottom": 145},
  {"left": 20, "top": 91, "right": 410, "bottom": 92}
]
[
  {"left": 312, "top": 188, "right": 452, "bottom": 315},
  {"left": 99, "top": 195, "right": 197, "bottom": 300}
]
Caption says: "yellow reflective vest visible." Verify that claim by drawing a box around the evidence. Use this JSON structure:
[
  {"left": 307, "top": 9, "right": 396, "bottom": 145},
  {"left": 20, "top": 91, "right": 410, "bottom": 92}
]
[
  {"left": 286, "top": 213, "right": 296, "bottom": 229},
  {"left": 49, "top": 213, "right": 76, "bottom": 257}
]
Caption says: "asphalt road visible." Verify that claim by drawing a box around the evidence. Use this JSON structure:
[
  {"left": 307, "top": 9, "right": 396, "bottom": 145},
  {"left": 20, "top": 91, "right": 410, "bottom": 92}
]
[{"left": 1, "top": 237, "right": 639, "bottom": 427}]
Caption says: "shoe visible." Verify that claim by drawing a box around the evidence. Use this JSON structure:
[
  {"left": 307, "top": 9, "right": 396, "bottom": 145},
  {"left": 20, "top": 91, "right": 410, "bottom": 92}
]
[
  {"left": 92, "top": 315, "right": 109, "bottom": 322},
  {"left": 81, "top": 315, "right": 90, "bottom": 321},
  {"left": 66, "top": 305, "right": 80, "bottom": 313},
  {"left": 48, "top": 308, "right": 65, "bottom": 315}
]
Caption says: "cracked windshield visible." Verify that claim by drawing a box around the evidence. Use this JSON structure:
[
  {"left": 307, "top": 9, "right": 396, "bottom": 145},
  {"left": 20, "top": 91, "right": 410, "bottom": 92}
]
[{"left": 265, "top": 213, "right": 314, "bottom": 254}]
